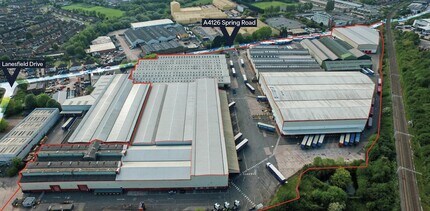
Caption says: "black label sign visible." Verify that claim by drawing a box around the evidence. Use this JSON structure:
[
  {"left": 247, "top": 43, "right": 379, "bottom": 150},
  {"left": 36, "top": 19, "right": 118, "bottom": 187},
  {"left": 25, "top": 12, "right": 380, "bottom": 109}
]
[
  {"left": 202, "top": 18, "right": 257, "bottom": 27},
  {"left": 0, "top": 60, "right": 46, "bottom": 86},
  {"left": 201, "top": 19, "right": 258, "bottom": 46}
]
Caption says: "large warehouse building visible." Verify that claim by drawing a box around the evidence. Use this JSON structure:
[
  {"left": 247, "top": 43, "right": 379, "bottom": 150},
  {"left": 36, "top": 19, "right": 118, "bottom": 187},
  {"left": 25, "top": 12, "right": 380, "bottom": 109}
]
[
  {"left": 332, "top": 26, "right": 379, "bottom": 54},
  {"left": 19, "top": 76, "right": 238, "bottom": 191},
  {"left": 300, "top": 37, "right": 372, "bottom": 71},
  {"left": 170, "top": 1, "right": 227, "bottom": 24},
  {"left": 0, "top": 108, "right": 59, "bottom": 162},
  {"left": 124, "top": 19, "right": 186, "bottom": 49},
  {"left": 132, "top": 55, "right": 231, "bottom": 86},
  {"left": 247, "top": 45, "right": 322, "bottom": 78},
  {"left": 259, "top": 72, "right": 375, "bottom": 135}
]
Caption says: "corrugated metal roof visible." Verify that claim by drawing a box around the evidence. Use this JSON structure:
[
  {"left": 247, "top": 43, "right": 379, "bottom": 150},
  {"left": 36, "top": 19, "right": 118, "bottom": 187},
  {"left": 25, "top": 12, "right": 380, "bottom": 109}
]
[
  {"left": 219, "top": 90, "right": 239, "bottom": 174},
  {"left": 116, "top": 161, "right": 191, "bottom": 180},
  {"left": 333, "top": 26, "right": 379, "bottom": 45},
  {"left": 261, "top": 72, "right": 374, "bottom": 122},
  {"left": 132, "top": 78, "right": 228, "bottom": 176},
  {"left": 68, "top": 75, "right": 150, "bottom": 143},
  {"left": 0, "top": 108, "right": 59, "bottom": 161},
  {"left": 310, "top": 39, "right": 339, "bottom": 60},
  {"left": 133, "top": 55, "right": 230, "bottom": 84},
  {"left": 122, "top": 146, "right": 191, "bottom": 162},
  {"left": 319, "top": 37, "right": 355, "bottom": 60}
]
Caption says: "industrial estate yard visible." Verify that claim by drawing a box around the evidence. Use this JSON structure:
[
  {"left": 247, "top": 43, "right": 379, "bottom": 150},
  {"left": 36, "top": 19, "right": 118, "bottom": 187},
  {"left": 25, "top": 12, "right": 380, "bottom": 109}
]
[{"left": 0, "top": 0, "right": 389, "bottom": 206}]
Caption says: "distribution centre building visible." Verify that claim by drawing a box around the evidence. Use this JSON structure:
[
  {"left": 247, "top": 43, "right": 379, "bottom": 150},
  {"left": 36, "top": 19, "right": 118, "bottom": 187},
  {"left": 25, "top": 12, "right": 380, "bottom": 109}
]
[
  {"left": 19, "top": 76, "right": 238, "bottom": 192},
  {"left": 332, "top": 25, "right": 379, "bottom": 54},
  {"left": 246, "top": 45, "right": 322, "bottom": 78},
  {"left": 300, "top": 37, "right": 372, "bottom": 71},
  {"left": 0, "top": 108, "right": 59, "bottom": 162},
  {"left": 259, "top": 72, "right": 375, "bottom": 135},
  {"left": 132, "top": 54, "right": 231, "bottom": 86}
]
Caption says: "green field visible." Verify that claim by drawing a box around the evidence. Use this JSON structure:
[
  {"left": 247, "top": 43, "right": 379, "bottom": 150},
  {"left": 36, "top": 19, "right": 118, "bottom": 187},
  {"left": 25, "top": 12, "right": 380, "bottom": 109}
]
[
  {"left": 62, "top": 3, "right": 124, "bottom": 18},
  {"left": 252, "top": 1, "right": 297, "bottom": 9},
  {"left": 183, "top": 0, "right": 212, "bottom": 7}
]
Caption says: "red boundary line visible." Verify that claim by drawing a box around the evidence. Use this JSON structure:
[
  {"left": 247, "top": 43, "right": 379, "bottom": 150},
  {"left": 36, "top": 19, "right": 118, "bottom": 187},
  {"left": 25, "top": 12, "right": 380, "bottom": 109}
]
[
  {"left": 1, "top": 23, "right": 385, "bottom": 211},
  {"left": 261, "top": 24, "right": 386, "bottom": 210}
]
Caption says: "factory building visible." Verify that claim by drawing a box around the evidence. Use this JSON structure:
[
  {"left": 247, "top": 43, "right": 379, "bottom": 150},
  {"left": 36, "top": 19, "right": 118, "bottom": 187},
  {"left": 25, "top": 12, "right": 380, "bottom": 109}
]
[
  {"left": 0, "top": 108, "right": 59, "bottom": 162},
  {"left": 132, "top": 55, "right": 231, "bottom": 86},
  {"left": 20, "top": 76, "right": 238, "bottom": 191},
  {"left": 124, "top": 20, "right": 186, "bottom": 49},
  {"left": 259, "top": 72, "right": 375, "bottom": 135},
  {"left": 247, "top": 45, "right": 322, "bottom": 78},
  {"left": 61, "top": 75, "right": 113, "bottom": 112},
  {"left": 213, "top": 0, "right": 237, "bottom": 10},
  {"left": 171, "top": 1, "right": 227, "bottom": 24},
  {"left": 332, "top": 26, "right": 379, "bottom": 54},
  {"left": 130, "top": 19, "right": 174, "bottom": 30},
  {"left": 300, "top": 37, "right": 372, "bottom": 71}
]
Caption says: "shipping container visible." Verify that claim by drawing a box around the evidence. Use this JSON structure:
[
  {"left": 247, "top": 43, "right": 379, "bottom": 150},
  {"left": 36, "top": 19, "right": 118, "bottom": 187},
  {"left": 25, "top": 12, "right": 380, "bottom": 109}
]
[
  {"left": 318, "top": 134, "right": 325, "bottom": 147},
  {"left": 236, "top": 138, "right": 249, "bottom": 151},
  {"left": 234, "top": 132, "right": 243, "bottom": 143},
  {"left": 229, "top": 60, "right": 234, "bottom": 67},
  {"left": 301, "top": 135, "right": 309, "bottom": 149},
  {"left": 228, "top": 101, "right": 236, "bottom": 109},
  {"left": 257, "top": 122, "right": 276, "bottom": 132},
  {"left": 256, "top": 96, "right": 268, "bottom": 102},
  {"left": 306, "top": 135, "right": 313, "bottom": 148},
  {"left": 345, "top": 133, "right": 351, "bottom": 146},
  {"left": 231, "top": 68, "right": 236, "bottom": 77},
  {"left": 339, "top": 134, "right": 345, "bottom": 147},
  {"left": 243, "top": 74, "right": 248, "bottom": 83},
  {"left": 355, "top": 133, "right": 361, "bottom": 144},
  {"left": 266, "top": 162, "right": 287, "bottom": 184},
  {"left": 240, "top": 59, "right": 245, "bottom": 67},
  {"left": 312, "top": 135, "right": 320, "bottom": 148},
  {"left": 62, "top": 117, "right": 75, "bottom": 130},
  {"left": 246, "top": 83, "right": 255, "bottom": 93}
]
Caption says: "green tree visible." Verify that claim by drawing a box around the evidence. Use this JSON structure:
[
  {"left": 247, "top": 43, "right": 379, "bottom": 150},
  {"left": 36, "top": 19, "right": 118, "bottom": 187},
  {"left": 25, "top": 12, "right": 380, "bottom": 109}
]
[
  {"left": 66, "top": 45, "right": 75, "bottom": 55},
  {"left": 46, "top": 99, "right": 62, "bottom": 110},
  {"left": 24, "top": 94, "right": 37, "bottom": 110},
  {"left": 280, "top": 27, "right": 288, "bottom": 37},
  {"left": 328, "top": 202, "right": 346, "bottom": 211},
  {"left": 36, "top": 94, "right": 51, "bottom": 107},
  {"left": 0, "top": 119, "right": 8, "bottom": 132},
  {"left": 252, "top": 26, "right": 272, "bottom": 40},
  {"left": 5, "top": 99, "right": 23, "bottom": 117},
  {"left": 0, "top": 55, "right": 10, "bottom": 61},
  {"left": 330, "top": 168, "right": 352, "bottom": 189},
  {"left": 326, "top": 0, "right": 335, "bottom": 12},
  {"left": 211, "top": 36, "right": 225, "bottom": 48}
]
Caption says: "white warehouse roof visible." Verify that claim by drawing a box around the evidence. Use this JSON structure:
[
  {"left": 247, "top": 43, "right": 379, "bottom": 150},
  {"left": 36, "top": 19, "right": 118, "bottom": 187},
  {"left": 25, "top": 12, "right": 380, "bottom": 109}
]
[
  {"left": 132, "top": 55, "right": 231, "bottom": 85},
  {"left": 260, "top": 72, "right": 375, "bottom": 135},
  {"left": 68, "top": 75, "right": 150, "bottom": 143},
  {"left": 0, "top": 108, "right": 59, "bottom": 162},
  {"left": 332, "top": 26, "right": 379, "bottom": 45},
  {"left": 261, "top": 72, "right": 375, "bottom": 122},
  {"left": 87, "top": 42, "right": 116, "bottom": 53},
  {"left": 130, "top": 19, "right": 174, "bottom": 29}
]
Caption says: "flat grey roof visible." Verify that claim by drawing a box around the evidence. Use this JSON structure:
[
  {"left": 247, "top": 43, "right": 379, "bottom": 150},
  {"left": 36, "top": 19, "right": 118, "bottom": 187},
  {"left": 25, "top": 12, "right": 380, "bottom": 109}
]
[
  {"left": 68, "top": 75, "right": 150, "bottom": 143},
  {"left": 127, "top": 78, "right": 228, "bottom": 178},
  {"left": 260, "top": 72, "right": 375, "bottom": 122},
  {"left": 333, "top": 26, "right": 379, "bottom": 45},
  {"left": 0, "top": 108, "right": 59, "bottom": 161},
  {"left": 133, "top": 55, "right": 231, "bottom": 84}
]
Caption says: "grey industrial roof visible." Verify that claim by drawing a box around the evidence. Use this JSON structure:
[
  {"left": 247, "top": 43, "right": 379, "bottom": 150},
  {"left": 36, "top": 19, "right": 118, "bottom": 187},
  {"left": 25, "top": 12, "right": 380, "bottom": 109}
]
[
  {"left": 124, "top": 78, "right": 228, "bottom": 179},
  {"left": 219, "top": 90, "right": 240, "bottom": 174},
  {"left": 131, "top": 19, "right": 174, "bottom": 29},
  {"left": 248, "top": 46, "right": 322, "bottom": 72},
  {"left": 300, "top": 39, "right": 330, "bottom": 61},
  {"left": 68, "top": 75, "right": 150, "bottom": 143},
  {"left": 133, "top": 55, "right": 231, "bottom": 84},
  {"left": 124, "top": 24, "right": 185, "bottom": 44},
  {"left": 260, "top": 72, "right": 375, "bottom": 122},
  {"left": 62, "top": 75, "right": 113, "bottom": 108},
  {"left": 333, "top": 26, "right": 379, "bottom": 45},
  {"left": 0, "top": 108, "right": 58, "bottom": 161}
]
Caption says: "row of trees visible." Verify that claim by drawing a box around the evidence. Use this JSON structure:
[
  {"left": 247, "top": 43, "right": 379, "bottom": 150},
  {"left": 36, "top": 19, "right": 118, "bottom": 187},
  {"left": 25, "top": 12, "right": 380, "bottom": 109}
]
[
  {"left": 5, "top": 84, "right": 62, "bottom": 117},
  {"left": 395, "top": 30, "right": 430, "bottom": 209},
  {"left": 62, "top": 0, "right": 170, "bottom": 59}
]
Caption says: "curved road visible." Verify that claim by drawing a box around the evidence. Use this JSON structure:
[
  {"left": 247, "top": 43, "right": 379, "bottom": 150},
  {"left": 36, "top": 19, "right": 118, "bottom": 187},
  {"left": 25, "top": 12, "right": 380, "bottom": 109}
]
[{"left": 385, "top": 11, "right": 422, "bottom": 211}]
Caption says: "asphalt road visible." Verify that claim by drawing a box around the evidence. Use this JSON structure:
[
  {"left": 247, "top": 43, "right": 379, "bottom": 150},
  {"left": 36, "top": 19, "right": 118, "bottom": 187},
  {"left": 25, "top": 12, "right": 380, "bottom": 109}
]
[{"left": 385, "top": 13, "right": 422, "bottom": 211}]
